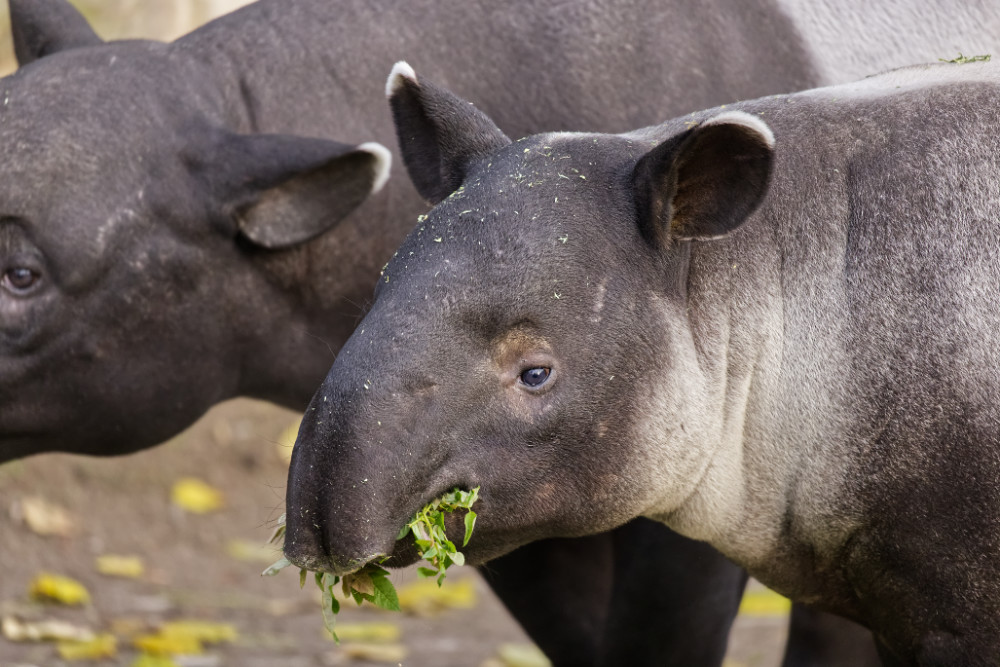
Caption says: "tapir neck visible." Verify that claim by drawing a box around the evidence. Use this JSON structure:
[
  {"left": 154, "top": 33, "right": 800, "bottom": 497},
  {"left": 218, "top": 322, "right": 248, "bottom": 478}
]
[{"left": 645, "top": 202, "right": 861, "bottom": 603}]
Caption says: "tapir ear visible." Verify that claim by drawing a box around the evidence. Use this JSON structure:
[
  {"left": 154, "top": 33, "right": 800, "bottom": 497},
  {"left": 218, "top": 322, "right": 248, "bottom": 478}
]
[
  {"left": 10, "top": 0, "right": 104, "bottom": 66},
  {"left": 198, "top": 131, "right": 391, "bottom": 249},
  {"left": 386, "top": 61, "right": 511, "bottom": 204},
  {"left": 632, "top": 111, "right": 774, "bottom": 245}
]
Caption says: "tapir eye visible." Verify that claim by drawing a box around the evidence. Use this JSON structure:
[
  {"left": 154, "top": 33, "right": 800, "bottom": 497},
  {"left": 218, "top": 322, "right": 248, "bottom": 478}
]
[
  {"left": 520, "top": 367, "right": 551, "bottom": 388},
  {"left": 2, "top": 267, "right": 40, "bottom": 293}
]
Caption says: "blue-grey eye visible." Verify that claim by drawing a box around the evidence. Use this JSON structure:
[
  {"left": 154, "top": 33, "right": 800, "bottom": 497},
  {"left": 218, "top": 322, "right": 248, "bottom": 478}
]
[
  {"left": 3, "top": 267, "right": 38, "bottom": 292},
  {"left": 520, "top": 367, "right": 551, "bottom": 388}
]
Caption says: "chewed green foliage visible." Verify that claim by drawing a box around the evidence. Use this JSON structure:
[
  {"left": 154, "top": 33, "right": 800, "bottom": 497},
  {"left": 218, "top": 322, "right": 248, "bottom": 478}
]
[
  {"left": 397, "top": 487, "right": 479, "bottom": 585},
  {"left": 939, "top": 53, "right": 991, "bottom": 64},
  {"left": 263, "top": 487, "right": 479, "bottom": 641}
]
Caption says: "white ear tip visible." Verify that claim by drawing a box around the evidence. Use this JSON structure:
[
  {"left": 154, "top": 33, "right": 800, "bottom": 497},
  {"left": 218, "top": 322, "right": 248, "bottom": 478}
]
[
  {"left": 703, "top": 110, "right": 775, "bottom": 148},
  {"left": 359, "top": 142, "right": 392, "bottom": 193},
  {"left": 386, "top": 61, "right": 418, "bottom": 98}
]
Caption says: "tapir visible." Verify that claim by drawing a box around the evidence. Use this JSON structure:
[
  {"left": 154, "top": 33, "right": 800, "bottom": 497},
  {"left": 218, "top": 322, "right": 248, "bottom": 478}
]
[
  {"left": 2, "top": 0, "right": 996, "bottom": 664},
  {"left": 285, "top": 60, "right": 1000, "bottom": 665}
]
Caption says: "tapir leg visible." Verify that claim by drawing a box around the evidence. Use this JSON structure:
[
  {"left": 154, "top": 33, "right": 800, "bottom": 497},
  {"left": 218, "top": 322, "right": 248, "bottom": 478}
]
[
  {"left": 483, "top": 520, "right": 882, "bottom": 667},
  {"left": 782, "top": 604, "right": 882, "bottom": 667},
  {"left": 598, "top": 518, "right": 747, "bottom": 667},
  {"left": 481, "top": 519, "right": 748, "bottom": 667},
  {"left": 480, "top": 533, "right": 615, "bottom": 666}
]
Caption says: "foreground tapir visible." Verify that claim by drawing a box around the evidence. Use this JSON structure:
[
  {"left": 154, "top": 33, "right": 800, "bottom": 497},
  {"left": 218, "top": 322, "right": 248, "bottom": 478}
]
[
  {"left": 3, "top": 1, "right": 997, "bottom": 665},
  {"left": 285, "top": 60, "right": 1000, "bottom": 665}
]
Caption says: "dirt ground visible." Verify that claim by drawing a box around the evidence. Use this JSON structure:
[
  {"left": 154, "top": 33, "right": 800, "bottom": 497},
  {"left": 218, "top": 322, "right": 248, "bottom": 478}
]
[{"left": 0, "top": 399, "right": 788, "bottom": 667}]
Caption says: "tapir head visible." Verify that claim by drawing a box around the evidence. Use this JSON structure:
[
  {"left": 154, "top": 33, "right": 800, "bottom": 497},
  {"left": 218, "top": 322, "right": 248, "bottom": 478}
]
[
  {"left": 0, "top": 1, "right": 390, "bottom": 461},
  {"left": 284, "top": 63, "right": 773, "bottom": 574}
]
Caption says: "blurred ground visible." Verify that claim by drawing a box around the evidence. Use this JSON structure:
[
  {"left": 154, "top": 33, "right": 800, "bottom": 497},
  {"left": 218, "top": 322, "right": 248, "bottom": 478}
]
[{"left": 0, "top": 399, "right": 789, "bottom": 667}]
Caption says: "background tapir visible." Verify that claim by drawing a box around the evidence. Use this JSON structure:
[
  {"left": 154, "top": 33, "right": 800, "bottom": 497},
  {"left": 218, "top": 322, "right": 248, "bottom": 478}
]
[
  {"left": 286, "top": 60, "right": 1000, "bottom": 665},
  {"left": 2, "top": 0, "right": 997, "bottom": 665}
]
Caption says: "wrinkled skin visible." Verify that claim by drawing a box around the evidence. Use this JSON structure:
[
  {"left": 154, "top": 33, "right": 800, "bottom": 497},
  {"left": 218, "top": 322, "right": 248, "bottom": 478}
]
[{"left": 287, "top": 62, "right": 1000, "bottom": 664}]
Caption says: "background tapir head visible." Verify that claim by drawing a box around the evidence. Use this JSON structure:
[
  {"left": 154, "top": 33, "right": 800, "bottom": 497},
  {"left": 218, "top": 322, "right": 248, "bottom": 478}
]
[
  {"left": 284, "top": 63, "right": 773, "bottom": 575},
  {"left": 0, "top": 0, "right": 390, "bottom": 461}
]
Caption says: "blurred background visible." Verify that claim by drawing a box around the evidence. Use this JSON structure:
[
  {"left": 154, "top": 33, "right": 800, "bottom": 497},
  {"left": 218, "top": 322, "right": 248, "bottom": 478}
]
[
  {"left": 0, "top": 0, "right": 253, "bottom": 75},
  {"left": 0, "top": 2, "right": 792, "bottom": 665}
]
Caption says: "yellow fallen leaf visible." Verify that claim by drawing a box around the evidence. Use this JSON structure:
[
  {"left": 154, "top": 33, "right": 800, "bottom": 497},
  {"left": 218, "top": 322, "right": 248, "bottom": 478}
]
[
  {"left": 57, "top": 633, "right": 117, "bottom": 660},
  {"left": 29, "top": 573, "right": 91, "bottom": 605},
  {"left": 341, "top": 642, "right": 407, "bottom": 662},
  {"left": 19, "top": 496, "right": 75, "bottom": 536},
  {"left": 397, "top": 576, "right": 477, "bottom": 616},
  {"left": 133, "top": 654, "right": 180, "bottom": 667},
  {"left": 2, "top": 615, "right": 94, "bottom": 642},
  {"left": 170, "top": 478, "right": 224, "bottom": 514},
  {"left": 96, "top": 554, "right": 145, "bottom": 578},
  {"left": 738, "top": 588, "right": 792, "bottom": 617},
  {"left": 160, "top": 620, "right": 238, "bottom": 644},
  {"left": 225, "top": 539, "right": 282, "bottom": 563},
  {"left": 496, "top": 643, "right": 552, "bottom": 667},
  {"left": 132, "top": 619, "right": 237, "bottom": 656},
  {"left": 327, "top": 622, "right": 400, "bottom": 643},
  {"left": 133, "top": 633, "right": 203, "bottom": 656},
  {"left": 276, "top": 417, "right": 301, "bottom": 462}
]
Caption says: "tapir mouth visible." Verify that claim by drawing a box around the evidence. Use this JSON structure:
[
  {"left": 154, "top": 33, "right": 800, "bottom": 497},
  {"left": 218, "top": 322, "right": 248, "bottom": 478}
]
[
  {"left": 283, "top": 484, "right": 482, "bottom": 577},
  {"left": 285, "top": 550, "right": 391, "bottom": 577}
]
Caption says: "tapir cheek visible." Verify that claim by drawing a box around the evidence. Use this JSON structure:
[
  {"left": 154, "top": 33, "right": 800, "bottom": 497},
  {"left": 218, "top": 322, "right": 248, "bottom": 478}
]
[
  {"left": 533, "top": 481, "right": 560, "bottom": 507},
  {"left": 0, "top": 291, "right": 62, "bottom": 352}
]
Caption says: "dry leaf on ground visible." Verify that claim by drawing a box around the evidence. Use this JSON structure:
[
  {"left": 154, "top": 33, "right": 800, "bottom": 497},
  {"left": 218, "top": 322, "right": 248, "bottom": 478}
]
[
  {"left": 29, "top": 573, "right": 91, "bottom": 605},
  {"left": 495, "top": 643, "right": 552, "bottom": 667},
  {"left": 133, "top": 633, "right": 203, "bottom": 656},
  {"left": 96, "top": 554, "right": 145, "bottom": 578},
  {"left": 738, "top": 589, "right": 792, "bottom": 617},
  {"left": 340, "top": 642, "right": 407, "bottom": 663},
  {"left": 15, "top": 496, "right": 75, "bottom": 536},
  {"left": 133, "top": 619, "right": 238, "bottom": 656},
  {"left": 170, "top": 478, "right": 225, "bottom": 514},
  {"left": 324, "top": 622, "right": 400, "bottom": 643},
  {"left": 57, "top": 633, "right": 117, "bottom": 660},
  {"left": 2, "top": 615, "right": 94, "bottom": 642},
  {"left": 396, "top": 576, "right": 477, "bottom": 616},
  {"left": 159, "top": 620, "right": 238, "bottom": 644},
  {"left": 133, "top": 654, "right": 181, "bottom": 667}
]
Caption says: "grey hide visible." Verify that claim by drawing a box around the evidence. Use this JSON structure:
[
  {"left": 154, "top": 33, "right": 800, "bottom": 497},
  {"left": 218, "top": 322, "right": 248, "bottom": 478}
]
[
  {"left": 286, "top": 60, "right": 1000, "bottom": 666},
  {"left": 1, "top": 1, "right": 998, "bottom": 666}
]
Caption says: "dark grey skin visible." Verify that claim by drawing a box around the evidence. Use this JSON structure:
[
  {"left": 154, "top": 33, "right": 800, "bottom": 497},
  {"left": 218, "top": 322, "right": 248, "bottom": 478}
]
[
  {"left": 285, "top": 61, "right": 1000, "bottom": 665},
  {"left": 5, "top": 1, "right": 996, "bottom": 664}
]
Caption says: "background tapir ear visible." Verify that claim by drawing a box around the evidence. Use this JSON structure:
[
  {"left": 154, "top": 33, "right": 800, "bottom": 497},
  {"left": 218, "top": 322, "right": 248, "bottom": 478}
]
[
  {"left": 198, "top": 131, "right": 391, "bottom": 249},
  {"left": 10, "top": 0, "right": 104, "bottom": 66},
  {"left": 632, "top": 111, "right": 774, "bottom": 245},
  {"left": 386, "top": 61, "right": 511, "bottom": 204}
]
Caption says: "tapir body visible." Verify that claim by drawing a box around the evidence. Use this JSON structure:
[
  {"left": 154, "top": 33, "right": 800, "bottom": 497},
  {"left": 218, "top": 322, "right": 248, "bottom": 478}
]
[
  {"left": 286, "top": 61, "right": 1000, "bottom": 665},
  {"left": 3, "top": 1, "right": 998, "bottom": 665}
]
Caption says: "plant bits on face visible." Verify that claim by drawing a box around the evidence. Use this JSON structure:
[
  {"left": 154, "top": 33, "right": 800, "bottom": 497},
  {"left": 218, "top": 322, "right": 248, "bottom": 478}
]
[{"left": 264, "top": 487, "right": 479, "bottom": 641}]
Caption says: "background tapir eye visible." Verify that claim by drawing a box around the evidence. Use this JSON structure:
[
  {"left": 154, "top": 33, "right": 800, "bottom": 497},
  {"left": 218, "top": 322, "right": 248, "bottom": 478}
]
[
  {"left": 3, "top": 267, "right": 40, "bottom": 293},
  {"left": 520, "top": 367, "right": 551, "bottom": 388}
]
